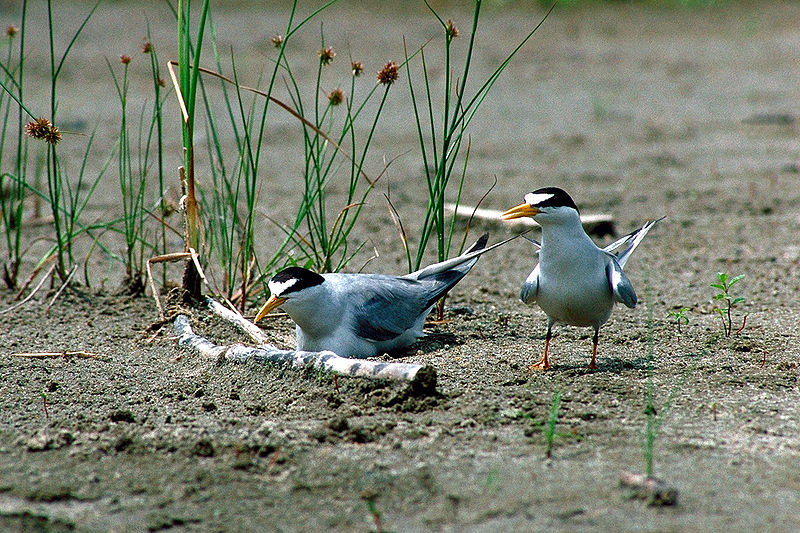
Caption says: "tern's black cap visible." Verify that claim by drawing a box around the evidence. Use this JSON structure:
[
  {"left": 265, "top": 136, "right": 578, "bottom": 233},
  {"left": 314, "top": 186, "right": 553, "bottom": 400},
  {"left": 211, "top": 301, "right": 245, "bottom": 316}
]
[
  {"left": 525, "top": 187, "right": 579, "bottom": 213},
  {"left": 270, "top": 267, "right": 325, "bottom": 296}
]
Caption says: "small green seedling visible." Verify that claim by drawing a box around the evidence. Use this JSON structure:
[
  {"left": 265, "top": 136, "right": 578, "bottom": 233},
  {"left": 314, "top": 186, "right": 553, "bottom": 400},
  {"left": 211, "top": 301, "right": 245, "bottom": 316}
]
[
  {"left": 544, "top": 388, "right": 562, "bottom": 459},
  {"left": 515, "top": 388, "right": 579, "bottom": 459},
  {"left": 711, "top": 272, "right": 746, "bottom": 336},
  {"left": 41, "top": 392, "right": 49, "bottom": 419},
  {"left": 666, "top": 307, "right": 690, "bottom": 335},
  {"left": 362, "top": 493, "right": 383, "bottom": 533}
]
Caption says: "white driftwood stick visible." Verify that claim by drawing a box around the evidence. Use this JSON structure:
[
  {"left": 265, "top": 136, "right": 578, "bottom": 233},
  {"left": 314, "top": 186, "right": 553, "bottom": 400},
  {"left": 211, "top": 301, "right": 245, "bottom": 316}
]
[
  {"left": 173, "top": 312, "right": 434, "bottom": 384},
  {"left": 205, "top": 297, "right": 271, "bottom": 345},
  {"left": 445, "top": 203, "right": 614, "bottom": 233}
]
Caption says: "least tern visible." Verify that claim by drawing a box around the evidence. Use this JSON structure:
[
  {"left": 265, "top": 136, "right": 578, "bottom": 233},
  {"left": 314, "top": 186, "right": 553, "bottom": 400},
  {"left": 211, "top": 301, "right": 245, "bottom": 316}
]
[
  {"left": 502, "top": 187, "right": 661, "bottom": 370},
  {"left": 254, "top": 233, "right": 513, "bottom": 358}
]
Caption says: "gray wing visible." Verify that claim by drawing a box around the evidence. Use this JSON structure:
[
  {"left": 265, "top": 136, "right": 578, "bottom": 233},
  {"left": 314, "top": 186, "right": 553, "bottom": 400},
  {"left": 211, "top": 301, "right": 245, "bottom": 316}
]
[
  {"left": 350, "top": 276, "right": 435, "bottom": 342},
  {"left": 520, "top": 263, "right": 540, "bottom": 304},
  {"left": 606, "top": 256, "right": 637, "bottom": 308}
]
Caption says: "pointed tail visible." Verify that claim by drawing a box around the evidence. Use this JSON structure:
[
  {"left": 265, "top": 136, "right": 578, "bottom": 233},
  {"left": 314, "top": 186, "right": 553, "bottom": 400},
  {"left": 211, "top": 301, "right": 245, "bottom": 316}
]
[
  {"left": 611, "top": 216, "right": 664, "bottom": 269},
  {"left": 405, "top": 232, "right": 520, "bottom": 281}
]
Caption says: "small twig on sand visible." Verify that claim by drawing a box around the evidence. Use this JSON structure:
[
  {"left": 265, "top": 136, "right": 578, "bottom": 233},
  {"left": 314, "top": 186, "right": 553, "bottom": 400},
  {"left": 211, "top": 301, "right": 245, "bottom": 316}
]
[
  {"left": 619, "top": 471, "right": 678, "bottom": 506},
  {"left": 146, "top": 248, "right": 207, "bottom": 320},
  {"left": 206, "top": 297, "right": 271, "bottom": 345},
  {"left": 47, "top": 264, "right": 78, "bottom": 312},
  {"left": 12, "top": 351, "right": 109, "bottom": 361},
  {"left": 0, "top": 264, "right": 57, "bottom": 315},
  {"left": 173, "top": 302, "right": 436, "bottom": 386}
]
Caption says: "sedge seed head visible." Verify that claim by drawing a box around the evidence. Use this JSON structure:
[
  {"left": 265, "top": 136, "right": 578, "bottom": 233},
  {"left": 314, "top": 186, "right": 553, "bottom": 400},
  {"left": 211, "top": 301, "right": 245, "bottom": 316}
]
[
  {"left": 120, "top": 54, "right": 132, "bottom": 65},
  {"left": 319, "top": 46, "right": 335, "bottom": 65},
  {"left": 446, "top": 19, "right": 459, "bottom": 39},
  {"left": 377, "top": 61, "right": 399, "bottom": 85},
  {"left": 328, "top": 88, "right": 344, "bottom": 106},
  {"left": 351, "top": 60, "right": 364, "bottom": 77},
  {"left": 6, "top": 25, "right": 18, "bottom": 38},
  {"left": 141, "top": 40, "right": 153, "bottom": 54},
  {"left": 271, "top": 34, "right": 283, "bottom": 48},
  {"left": 25, "top": 118, "right": 62, "bottom": 145}
]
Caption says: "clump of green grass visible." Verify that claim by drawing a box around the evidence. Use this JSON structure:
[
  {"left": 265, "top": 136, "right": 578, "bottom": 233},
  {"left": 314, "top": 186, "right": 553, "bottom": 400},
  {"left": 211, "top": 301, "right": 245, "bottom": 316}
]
[
  {"left": 173, "top": 0, "right": 211, "bottom": 302},
  {"left": 398, "top": 0, "right": 555, "bottom": 317},
  {"left": 711, "top": 271, "right": 746, "bottom": 336},
  {"left": 0, "top": 0, "right": 119, "bottom": 297},
  {"left": 268, "top": 34, "right": 397, "bottom": 275},
  {"left": 0, "top": 19, "right": 26, "bottom": 289},
  {"left": 108, "top": 54, "right": 149, "bottom": 292},
  {"left": 175, "top": 0, "right": 392, "bottom": 313}
]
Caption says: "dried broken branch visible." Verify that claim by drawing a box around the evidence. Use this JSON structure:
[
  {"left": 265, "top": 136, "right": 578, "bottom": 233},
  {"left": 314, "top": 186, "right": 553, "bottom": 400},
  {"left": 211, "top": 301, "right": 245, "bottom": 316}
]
[
  {"left": 12, "top": 351, "right": 109, "bottom": 361},
  {"left": 146, "top": 248, "right": 207, "bottom": 320},
  {"left": 172, "top": 298, "right": 436, "bottom": 386},
  {"left": 0, "top": 264, "right": 57, "bottom": 315}
]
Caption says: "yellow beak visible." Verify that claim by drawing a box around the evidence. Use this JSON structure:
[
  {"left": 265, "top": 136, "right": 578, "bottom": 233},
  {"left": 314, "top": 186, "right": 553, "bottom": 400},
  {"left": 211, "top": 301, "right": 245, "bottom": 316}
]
[
  {"left": 254, "top": 294, "right": 287, "bottom": 322},
  {"left": 502, "top": 203, "right": 540, "bottom": 220}
]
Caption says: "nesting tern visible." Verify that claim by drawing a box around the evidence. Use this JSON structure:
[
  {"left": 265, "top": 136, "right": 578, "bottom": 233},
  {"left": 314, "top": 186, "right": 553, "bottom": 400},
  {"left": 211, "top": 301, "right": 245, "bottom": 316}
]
[
  {"left": 502, "top": 187, "right": 661, "bottom": 370},
  {"left": 254, "top": 233, "right": 515, "bottom": 358}
]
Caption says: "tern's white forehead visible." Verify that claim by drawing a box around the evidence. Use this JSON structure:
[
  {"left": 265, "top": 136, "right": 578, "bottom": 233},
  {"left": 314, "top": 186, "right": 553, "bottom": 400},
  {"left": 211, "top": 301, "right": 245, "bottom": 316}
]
[
  {"left": 524, "top": 192, "right": 554, "bottom": 206},
  {"left": 269, "top": 277, "right": 298, "bottom": 297}
]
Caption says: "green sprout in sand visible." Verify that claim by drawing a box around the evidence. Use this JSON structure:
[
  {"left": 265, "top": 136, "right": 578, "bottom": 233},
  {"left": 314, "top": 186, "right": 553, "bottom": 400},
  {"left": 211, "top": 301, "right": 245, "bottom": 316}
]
[{"left": 711, "top": 272, "right": 746, "bottom": 336}]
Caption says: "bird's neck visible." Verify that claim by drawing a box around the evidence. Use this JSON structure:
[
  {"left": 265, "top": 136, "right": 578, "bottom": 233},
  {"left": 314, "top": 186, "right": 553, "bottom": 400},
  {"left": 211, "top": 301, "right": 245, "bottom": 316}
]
[{"left": 540, "top": 215, "right": 595, "bottom": 252}]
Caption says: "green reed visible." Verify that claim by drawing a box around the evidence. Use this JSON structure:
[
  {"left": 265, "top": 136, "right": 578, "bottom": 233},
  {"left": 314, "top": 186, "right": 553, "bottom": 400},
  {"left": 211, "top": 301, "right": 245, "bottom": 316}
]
[
  {"left": 393, "top": 0, "right": 554, "bottom": 317},
  {"left": 0, "top": 10, "right": 26, "bottom": 289}
]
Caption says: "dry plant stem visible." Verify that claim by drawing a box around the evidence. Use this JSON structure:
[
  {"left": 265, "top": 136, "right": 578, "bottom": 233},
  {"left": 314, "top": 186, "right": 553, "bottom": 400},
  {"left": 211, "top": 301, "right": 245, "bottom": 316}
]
[
  {"left": 179, "top": 166, "right": 202, "bottom": 301},
  {"left": 205, "top": 297, "right": 270, "bottom": 345},
  {"left": 46, "top": 264, "right": 77, "bottom": 312},
  {"left": 13, "top": 351, "right": 108, "bottom": 361},
  {"left": 146, "top": 248, "right": 206, "bottom": 320},
  {"left": 174, "top": 312, "right": 434, "bottom": 384},
  {"left": 0, "top": 264, "right": 57, "bottom": 315}
]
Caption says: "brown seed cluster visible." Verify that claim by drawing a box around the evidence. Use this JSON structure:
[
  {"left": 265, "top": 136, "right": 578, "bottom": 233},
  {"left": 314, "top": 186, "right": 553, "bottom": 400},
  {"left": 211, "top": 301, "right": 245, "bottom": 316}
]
[
  {"left": 25, "top": 118, "right": 62, "bottom": 145},
  {"left": 319, "top": 46, "right": 335, "bottom": 65},
  {"left": 446, "top": 19, "right": 459, "bottom": 39},
  {"left": 351, "top": 61, "right": 364, "bottom": 77},
  {"left": 377, "top": 61, "right": 399, "bottom": 85},
  {"left": 6, "top": 25, "right": 18, "bottom": 37},
  {"left": 141, "top": 40, "right": 153, "bottom": 54},
  {"left": 120, "top": 54, "right": 132, "bottom": 65},
  {"left": 271, "top": 35, "right": 283, "bottom": 48},
  {"left": 328, "top": 88, "right": 344, "bottom": 106}
]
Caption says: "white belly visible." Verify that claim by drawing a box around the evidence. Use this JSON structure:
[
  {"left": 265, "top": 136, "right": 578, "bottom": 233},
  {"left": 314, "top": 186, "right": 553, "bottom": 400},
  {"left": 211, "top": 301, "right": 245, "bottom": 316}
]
[{"left": 536, "top": 256, "right": 613, "bottom": 328}]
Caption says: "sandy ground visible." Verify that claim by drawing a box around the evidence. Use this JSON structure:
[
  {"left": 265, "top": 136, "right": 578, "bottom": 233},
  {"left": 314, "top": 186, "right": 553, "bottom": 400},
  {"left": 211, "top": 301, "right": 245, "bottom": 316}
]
[{"left": 2, "top": 1, "right": 800, "bottom": 531}]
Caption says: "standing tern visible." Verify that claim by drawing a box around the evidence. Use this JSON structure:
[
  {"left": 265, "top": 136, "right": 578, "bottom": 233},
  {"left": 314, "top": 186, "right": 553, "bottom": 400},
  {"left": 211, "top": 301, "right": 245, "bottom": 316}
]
[
  {"left": 254, "top": 233, "right": 515, "bottom": 358},
  {"left": 502, "top": 186, "right": 661, "bottom": 370}
]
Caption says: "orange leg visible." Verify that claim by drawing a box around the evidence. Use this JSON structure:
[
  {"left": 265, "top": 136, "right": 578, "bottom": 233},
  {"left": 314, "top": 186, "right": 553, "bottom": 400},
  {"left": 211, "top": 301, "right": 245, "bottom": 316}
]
[
  {"left": 586, "top": 327, "right": 599, "bottom": 370},
  {"left": 529, "top": 323, "right": 553, "bottom": 371}
]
